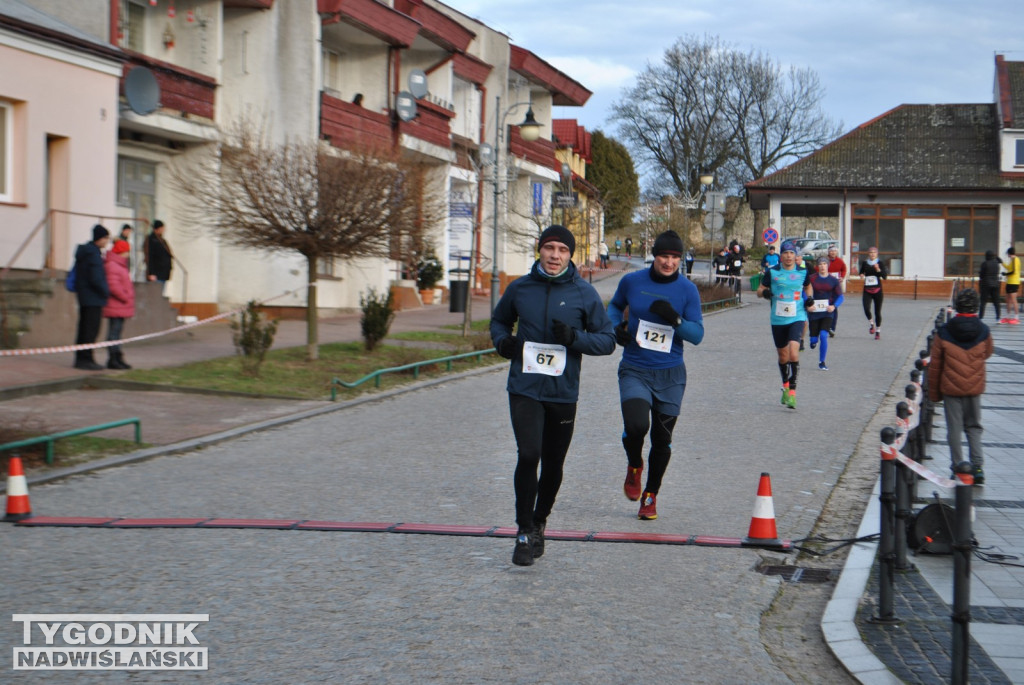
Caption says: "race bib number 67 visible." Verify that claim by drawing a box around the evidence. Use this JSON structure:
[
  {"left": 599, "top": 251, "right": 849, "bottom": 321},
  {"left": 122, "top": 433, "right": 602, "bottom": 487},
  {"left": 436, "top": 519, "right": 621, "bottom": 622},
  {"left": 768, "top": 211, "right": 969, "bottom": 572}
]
[{"left": 522, "top": 341, "right": 567, "bottom": 376}]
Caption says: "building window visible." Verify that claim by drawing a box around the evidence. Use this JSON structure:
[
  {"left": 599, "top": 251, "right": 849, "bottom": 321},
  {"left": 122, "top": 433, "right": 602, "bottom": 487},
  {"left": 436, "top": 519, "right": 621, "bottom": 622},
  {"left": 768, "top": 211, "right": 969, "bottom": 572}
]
[
  {"left": 317, "top": 255, "right": 335, "bottom": 278},
  {"left": 945, "top": 206, "right": 998, "bottom": 277},
  {"left": 1017, "top": 139, "right": 1024, "bottom": 166},
  {"left": 0, "top": 100, "right": 10, "bottom": 202},
  {"left": 1013, "top": 207, "right": 1024, "bottom": 254},
  {"left": 121, "top": 0, "right": 147, "bottom": 52},
  {"left": 321, "top": 49, "right": 345, "bottom": 99},
  {"left": 851, "top": 205, "right": 904, "bottom": 275}
]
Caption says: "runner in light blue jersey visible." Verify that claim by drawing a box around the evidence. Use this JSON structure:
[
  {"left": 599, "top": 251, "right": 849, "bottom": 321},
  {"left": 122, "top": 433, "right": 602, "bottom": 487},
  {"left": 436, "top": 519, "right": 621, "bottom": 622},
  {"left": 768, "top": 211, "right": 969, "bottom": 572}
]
[{"left": 757, "top": 241, "right": 812, "bottom": 409}]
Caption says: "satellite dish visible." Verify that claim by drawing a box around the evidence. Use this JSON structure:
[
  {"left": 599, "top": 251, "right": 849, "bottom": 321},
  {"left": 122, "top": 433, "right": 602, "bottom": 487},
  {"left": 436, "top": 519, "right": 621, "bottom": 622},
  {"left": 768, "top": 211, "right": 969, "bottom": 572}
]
[
  {"left": 395, "top": 91, "right": 417, "bottom": 122},
  {"left": 408, "top": 69, "right": 429, "bottom": 99},
  {"left": 478, "top": 143, "right": 494, "bottom": 166},
  {"left": 124, "top": 67, "right": 160, "bottom": 115}
]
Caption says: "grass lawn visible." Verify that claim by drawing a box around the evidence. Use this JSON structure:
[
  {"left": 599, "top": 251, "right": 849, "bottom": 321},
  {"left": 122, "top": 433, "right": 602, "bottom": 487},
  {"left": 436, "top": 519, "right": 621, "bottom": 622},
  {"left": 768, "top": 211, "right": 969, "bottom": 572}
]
[{"left": 119, "top": 335, "right": 499, "bottom": 401}]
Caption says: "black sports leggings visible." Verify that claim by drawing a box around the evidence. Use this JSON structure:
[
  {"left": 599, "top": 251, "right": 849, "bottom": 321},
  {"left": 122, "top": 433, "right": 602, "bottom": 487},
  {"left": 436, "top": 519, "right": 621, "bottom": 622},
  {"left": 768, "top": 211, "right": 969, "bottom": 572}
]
[
  {"left": 979, "top": 285, "right": 1001, "bottom": 320},
  {"left": 509, "top": 394, "right": 577, "bottom": 529},
  {"left": 621, "top": 398, "right": 678, "bottom": 494},
  {"left": 862, "top": 291, "right": 883, "bottom": 328}
]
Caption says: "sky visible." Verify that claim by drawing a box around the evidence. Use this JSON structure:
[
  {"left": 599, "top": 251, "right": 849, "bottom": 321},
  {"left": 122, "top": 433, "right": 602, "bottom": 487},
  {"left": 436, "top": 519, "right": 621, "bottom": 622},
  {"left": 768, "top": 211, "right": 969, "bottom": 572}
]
[{"left": 442, "top": 0, "right": 1024, "bottom": 141}]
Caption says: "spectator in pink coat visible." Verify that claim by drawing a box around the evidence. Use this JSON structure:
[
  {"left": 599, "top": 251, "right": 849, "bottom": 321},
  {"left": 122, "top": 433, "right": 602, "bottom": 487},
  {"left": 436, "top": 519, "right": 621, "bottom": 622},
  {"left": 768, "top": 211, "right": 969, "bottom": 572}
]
[{"left": 102, "top": 240, "right": 135, "bottom": 369}]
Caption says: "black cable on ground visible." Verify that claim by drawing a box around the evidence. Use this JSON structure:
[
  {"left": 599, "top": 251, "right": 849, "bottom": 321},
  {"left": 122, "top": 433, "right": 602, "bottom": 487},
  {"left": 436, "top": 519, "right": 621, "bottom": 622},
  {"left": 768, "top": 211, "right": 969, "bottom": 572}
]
[{"left": 790, "top": 533, "right": 880, "bottom": 557}]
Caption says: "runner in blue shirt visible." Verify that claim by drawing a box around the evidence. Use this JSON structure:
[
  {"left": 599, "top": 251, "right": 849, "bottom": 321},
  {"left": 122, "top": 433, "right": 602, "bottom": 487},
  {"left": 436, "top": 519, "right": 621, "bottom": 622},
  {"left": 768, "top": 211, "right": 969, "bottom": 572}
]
[
  {"left": 756, "top": 241, "right": 812, "bottom": 409},
  {"left": 607, "top": 230, "right": 704, "bottom": 520},
  {"left": 807, "top": 256, "right": 844, "bottom": 371}
]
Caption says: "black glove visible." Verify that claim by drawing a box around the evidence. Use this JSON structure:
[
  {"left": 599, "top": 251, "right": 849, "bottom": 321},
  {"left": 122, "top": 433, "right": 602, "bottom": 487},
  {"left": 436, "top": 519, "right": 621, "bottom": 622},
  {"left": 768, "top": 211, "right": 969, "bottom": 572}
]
[
  {"left": 805, "top": 297, "right": 815, "bottom": 310},
  {"left": 551, "top": 319, "right": 576, "bottom": 347},
  {"left": 496, "top": 336, "right": 521, "bottom": 360},
  {"left": 649, "top": 299, "right": 681, "bottom": 326},
  {"left": 760, "top": 275, "right": 773, "bottom": 300},
  {"left": 614, "top": 321, "right": 632, "bottom": 347}
]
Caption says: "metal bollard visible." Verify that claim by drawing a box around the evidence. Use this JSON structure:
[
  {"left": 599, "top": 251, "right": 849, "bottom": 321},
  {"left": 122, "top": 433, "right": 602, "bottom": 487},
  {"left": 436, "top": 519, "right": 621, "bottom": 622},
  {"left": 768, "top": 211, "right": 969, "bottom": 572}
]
[
  {"left": 951, "top": 461, "right": 974, "bottom": 685},
  {"left": 894, "top": 452, "right": 914, "bottom": 571},
  {"left": 870, "top": 427, "right": 902, "bottom": 625}
]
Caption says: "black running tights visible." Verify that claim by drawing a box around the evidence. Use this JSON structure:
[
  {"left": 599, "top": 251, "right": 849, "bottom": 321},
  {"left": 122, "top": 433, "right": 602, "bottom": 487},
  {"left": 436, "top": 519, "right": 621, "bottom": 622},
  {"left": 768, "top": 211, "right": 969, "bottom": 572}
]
[
  {"left": 508, "top": 394, "right": 577, "bottom": 529},
  {"left": 862, "top": 291, "right": 883, "bottom": 328},
  {"left": 621, "top": 398, "right": 678, "bottom": 494}
]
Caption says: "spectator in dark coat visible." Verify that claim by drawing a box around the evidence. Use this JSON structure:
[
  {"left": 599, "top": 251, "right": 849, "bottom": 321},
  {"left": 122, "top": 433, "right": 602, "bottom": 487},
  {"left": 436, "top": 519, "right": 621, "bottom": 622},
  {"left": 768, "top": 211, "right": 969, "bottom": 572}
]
[
  {"left": 145, "top": 219, "right": 173, "bottom": 282},
  {"left": 73, "top": 225, "right": 110, "bottom": 370},
  {"left": 978, "top": 249, "right": 1002, "bottom": 322}
]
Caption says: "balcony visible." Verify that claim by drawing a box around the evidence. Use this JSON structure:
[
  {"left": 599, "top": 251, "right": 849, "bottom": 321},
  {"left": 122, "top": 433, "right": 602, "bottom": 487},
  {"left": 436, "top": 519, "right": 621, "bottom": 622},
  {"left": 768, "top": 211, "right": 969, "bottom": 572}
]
[
  {"left": 398, "top": 98, "right": 454, "bottom": 149},
  {"left": 120, "top": 51, "right": 216, "bottom": 121},
  {"left": 508, "top": 127, "right": 558, "bottom": 172},
  {"left": 320, "top": 92, "right": 392, "bottom": 149}
]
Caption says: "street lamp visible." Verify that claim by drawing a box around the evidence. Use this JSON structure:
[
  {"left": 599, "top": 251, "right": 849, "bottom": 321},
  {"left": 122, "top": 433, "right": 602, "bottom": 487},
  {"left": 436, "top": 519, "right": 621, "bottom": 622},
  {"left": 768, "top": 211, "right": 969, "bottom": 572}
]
[{"left": 489, "top": 94, "right": 541, "bottom": 314}]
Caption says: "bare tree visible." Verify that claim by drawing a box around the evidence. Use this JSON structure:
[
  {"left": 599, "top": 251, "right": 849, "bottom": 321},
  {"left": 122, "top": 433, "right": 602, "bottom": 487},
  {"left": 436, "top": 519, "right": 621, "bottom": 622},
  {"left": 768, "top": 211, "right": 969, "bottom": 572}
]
[
  {"left": 611, "top": 34, "right": 842, "bottom": 238},
  {"left": 730, "top": 56, "right": 844, "bottom": 234},
  {"left": 172, "top": 120, "right": 440, "bottom": 360},
  {"left": 611, "top": 35, "right": 738, "bottom": 199}
]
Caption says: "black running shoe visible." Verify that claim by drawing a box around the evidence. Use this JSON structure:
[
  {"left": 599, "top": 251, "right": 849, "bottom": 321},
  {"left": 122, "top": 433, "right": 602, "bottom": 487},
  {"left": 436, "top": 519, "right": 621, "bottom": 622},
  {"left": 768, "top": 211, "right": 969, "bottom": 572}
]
[
  {"left": 531, "top": 521, "right": 546, "bottom": 558},
  {"left": 512, "top": 531, "right": 534, "bottom": 566}
]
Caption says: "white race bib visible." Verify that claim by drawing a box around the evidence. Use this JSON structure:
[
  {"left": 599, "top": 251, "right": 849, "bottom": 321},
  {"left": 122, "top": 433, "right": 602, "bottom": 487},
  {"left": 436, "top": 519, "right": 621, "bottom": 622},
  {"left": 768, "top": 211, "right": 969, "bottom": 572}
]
[
  {"left": 865, "top": 275, "right": 879, "bottom": 287},
  {"left": 522, "top": 341, "right": 567, "bottom": 376},
  {"left": 810, "top": 299, "right": 829, "bottom": 313},
  {"left": 635, "top": 319, "right": 674, "bottom": 353},
  {"left": 775, "top": 299, "right": 797, "bottom": 318},
  {"left": 733, "top": 260, "right": 742, "bottom": 268}
]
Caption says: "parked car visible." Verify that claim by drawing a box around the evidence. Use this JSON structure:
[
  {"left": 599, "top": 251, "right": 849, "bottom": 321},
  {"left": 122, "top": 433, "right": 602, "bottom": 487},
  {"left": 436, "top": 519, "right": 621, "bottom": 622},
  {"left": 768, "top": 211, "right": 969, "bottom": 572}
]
[
  {"left": 781, "top": 237, "right": 815, "bottom": 252},
  {"left": 800, "top": 239, "right": 839, "bottom": 260}
]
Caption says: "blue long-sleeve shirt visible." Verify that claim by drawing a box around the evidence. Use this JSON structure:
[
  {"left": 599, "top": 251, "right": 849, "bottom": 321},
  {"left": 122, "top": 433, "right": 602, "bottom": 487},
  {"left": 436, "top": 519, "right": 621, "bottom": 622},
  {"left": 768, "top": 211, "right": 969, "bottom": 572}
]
[{"left": 607, "top": 268, "right": 704, "bottom": 369}]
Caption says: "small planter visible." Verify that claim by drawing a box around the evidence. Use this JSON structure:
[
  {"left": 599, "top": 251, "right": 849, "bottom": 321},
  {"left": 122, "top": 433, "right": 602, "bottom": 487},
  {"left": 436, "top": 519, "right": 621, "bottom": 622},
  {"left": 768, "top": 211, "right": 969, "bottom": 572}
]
[{"left": 419, "top": 289, "right": 435, "bottom": 305}]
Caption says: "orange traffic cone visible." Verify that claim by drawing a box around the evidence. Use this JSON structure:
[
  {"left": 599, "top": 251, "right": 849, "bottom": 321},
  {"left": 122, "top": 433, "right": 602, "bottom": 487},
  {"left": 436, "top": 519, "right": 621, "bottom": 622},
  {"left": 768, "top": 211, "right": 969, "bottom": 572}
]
[
  {"left": 743, "top": 472, "right": 781, "bottom": 547},
  {"left": 4, "top": 456, "right": 32, "bottom": 521}
]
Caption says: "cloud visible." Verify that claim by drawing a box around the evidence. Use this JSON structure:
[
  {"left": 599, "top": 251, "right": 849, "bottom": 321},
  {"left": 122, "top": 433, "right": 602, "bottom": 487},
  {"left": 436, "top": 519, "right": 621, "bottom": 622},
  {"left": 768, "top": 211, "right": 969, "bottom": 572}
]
[{"left": 544, "top": 57, "right": 636, "bottom": 90}]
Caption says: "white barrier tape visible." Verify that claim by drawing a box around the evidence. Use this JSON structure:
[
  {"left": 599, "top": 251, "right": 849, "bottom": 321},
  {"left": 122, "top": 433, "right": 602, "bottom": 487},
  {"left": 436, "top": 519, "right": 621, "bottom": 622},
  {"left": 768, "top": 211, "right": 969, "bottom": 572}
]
[{"left": 0, "top": 287, "right": 302, "bottom": 358}]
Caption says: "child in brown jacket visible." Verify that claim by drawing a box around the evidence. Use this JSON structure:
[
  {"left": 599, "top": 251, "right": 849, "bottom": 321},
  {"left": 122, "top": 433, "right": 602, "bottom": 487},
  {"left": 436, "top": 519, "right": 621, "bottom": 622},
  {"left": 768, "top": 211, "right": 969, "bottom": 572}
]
[{"left": 927, "top": 288, "right": 994, "bottom": 483}]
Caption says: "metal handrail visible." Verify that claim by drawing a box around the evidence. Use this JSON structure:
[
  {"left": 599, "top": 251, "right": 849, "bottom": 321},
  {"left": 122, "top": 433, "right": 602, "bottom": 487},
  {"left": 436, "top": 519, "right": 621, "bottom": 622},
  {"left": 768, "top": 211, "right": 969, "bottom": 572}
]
[
  {"left": 0, "top": 418, "right": 142, "bottom": 465},
  {"left": 330, "top": 349, "right": 497, "bottom": 398},
  {"left": 701, "top": 295, "right": 740, "bottom": 311}
]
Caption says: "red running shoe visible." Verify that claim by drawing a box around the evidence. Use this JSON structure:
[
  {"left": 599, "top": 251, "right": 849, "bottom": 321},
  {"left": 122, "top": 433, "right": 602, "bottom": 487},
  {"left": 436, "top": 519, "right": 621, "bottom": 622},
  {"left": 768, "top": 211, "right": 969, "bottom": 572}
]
[
  {"left": 623, "top": 465, "right": 643, "bottom": 501},
  {"left": 638, "top": 492, "right": 658, "bottom": 520}
]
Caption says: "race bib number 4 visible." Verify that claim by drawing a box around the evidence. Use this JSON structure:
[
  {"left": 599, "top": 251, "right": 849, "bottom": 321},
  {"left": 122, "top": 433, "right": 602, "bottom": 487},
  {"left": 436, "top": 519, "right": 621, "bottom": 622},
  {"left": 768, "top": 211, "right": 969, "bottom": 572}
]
[
  {"left": 775, "top": 300, "right": 797, "bottom": 318},
  {"left": 522, "top": 341, "right": 567, "bottom": 376},
  {"left": 636, "top": 319, "right": 674, "bottom": 353}
]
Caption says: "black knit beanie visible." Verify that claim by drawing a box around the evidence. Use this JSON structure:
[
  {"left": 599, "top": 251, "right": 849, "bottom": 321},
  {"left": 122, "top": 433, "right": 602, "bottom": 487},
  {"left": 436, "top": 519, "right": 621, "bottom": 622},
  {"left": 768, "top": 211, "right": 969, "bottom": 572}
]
[
  {"left": 538, "top": 225, "right": 575, "bottom": 256},
  {"left": 652, "top": 230, "right": 684, "bottom": 256},
  {"left": 92, "top": 224, "right": 110, "bottom": 242}
]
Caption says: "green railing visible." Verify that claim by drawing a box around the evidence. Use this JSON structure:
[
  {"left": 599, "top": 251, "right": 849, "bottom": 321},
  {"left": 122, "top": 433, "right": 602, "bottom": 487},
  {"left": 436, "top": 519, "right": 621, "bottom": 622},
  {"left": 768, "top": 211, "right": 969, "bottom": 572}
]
[
  {"left": 701, "top": 295, "right": 740, "bottom": 312},
  {"left": 330, "top": 349, "right": 497, "bottom": 398},
  {"left": 0, "top": 418, "right": 142, "bottom": 465}
]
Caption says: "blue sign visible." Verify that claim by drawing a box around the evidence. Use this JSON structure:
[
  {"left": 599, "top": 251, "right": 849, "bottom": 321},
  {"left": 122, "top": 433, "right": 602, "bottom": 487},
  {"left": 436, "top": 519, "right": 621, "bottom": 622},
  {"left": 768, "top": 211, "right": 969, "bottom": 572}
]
[
  {"left": 762, "top": 228, "right": 779, "bottom": 244},
  {"left": 532, "top": 183, "right": 544, "bottom": 216}
]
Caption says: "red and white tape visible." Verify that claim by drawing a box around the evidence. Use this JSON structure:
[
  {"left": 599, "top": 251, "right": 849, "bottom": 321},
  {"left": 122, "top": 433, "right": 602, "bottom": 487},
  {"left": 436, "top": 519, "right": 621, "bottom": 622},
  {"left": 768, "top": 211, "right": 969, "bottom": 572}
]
[
  {"left": 0, "top": 287, "right": 301, "bottom": 358},
  {"left": 881, "top": 442, "right": 963, "bottom": 488}
]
